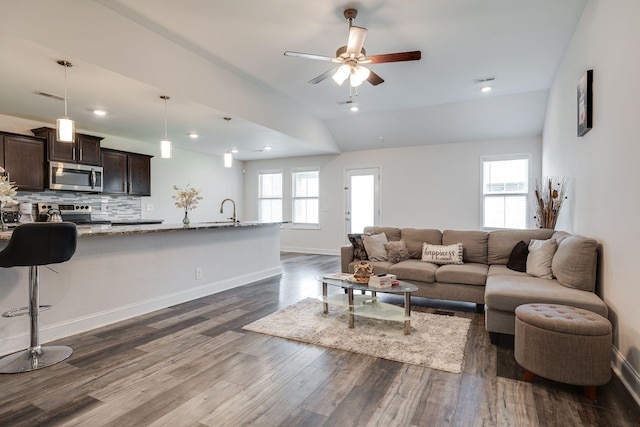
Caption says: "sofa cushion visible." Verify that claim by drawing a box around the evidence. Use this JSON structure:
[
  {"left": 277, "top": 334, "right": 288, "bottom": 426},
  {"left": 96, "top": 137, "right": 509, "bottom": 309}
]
[
  {"left": 401, "top": 228, "right": 442, "bottom": 259},
  {"left": 526, "top": 239, "right": 557, "bottom": 279},
  {"left": 487, "top": 229, "right": 556, "bottom": 265},
  {"left": 364, "top": 226, "right": 401, "bottom": 242},
  {"left": 422, "top": 243, "right": 463, "bottom": 265},
  {"left": 443, "top": 230, "right": 488, "bottom": 264},
  {"left": 488, "top": 264, "right": 530, "bottom": 277},
  {"left": 384, "top": 240, "right": 410, "bottom": 263},
  {"left": 363, "top": 233, "right": 389, "bottom": 261},
  {"left": 389, "top": 259, "right": 437, "bottom": 283},
  {"left": 506, "top": 241, "right": 529, "bottom": 272},
  {"left": 485, "top": 274, "right": 608, "bottom": 318},
  {"left": 347, "top": 233, "right": 368, "bottom": 261},
  {"left": 436, "top": 263, "right": 488, "bottom": 286},
  {"left": 552, "top": 235, "right": 598, "bottom": 291}
]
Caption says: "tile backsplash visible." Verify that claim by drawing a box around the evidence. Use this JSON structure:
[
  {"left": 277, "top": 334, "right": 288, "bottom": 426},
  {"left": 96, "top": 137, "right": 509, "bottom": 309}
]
[{"left": 12, "top": 191, "right": 141, "bottom": 220}]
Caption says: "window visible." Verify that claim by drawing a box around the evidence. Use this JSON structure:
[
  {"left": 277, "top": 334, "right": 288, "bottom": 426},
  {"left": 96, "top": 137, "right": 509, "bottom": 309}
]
[
  {"left": 482, "top": 155, "right": 530, "bottom": 229},
  {"left": 258, "top": 171, "right": 282, "bottom": 222},
  {"left": 292, "top": 169, "right": 319, "bottom": 227}
]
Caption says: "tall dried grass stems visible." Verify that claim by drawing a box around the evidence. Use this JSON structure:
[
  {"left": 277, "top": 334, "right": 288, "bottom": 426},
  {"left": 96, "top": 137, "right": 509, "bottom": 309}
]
[{"left": 533, "top": 177, "right": 569, "bottom": 229}]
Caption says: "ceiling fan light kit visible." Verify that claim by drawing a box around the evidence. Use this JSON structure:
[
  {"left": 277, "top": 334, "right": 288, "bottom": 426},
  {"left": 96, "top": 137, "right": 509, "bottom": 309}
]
[{"left": 284, "top": 8, "right": 421, "bottom": 93}]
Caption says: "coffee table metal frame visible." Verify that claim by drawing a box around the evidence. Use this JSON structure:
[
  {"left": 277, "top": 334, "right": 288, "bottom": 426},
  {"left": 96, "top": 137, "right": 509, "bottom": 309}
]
[{"left": 318, "top": 276, "right": 419, "bottom": 335}]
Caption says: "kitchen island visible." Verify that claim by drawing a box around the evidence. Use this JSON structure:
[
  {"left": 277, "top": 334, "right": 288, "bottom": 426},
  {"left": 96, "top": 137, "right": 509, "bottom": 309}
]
[{"left": 0, "top": 221, "right": 282, "bottom": 356}]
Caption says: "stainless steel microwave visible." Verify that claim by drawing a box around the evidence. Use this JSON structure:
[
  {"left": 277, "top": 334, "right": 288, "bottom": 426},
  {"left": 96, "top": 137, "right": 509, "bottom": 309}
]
[{"left": 48, "top": 162, "right": 103, "bottom": 192}]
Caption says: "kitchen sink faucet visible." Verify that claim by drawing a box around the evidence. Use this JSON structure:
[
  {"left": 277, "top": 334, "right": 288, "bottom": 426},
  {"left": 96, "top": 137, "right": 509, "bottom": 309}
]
[{"left": 220, "top": 198, "right": 237, "bottom": 224}]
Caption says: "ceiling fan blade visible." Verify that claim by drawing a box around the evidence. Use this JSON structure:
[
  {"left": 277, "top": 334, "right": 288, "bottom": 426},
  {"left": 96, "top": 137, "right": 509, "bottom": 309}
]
[
  {"left": 365, "top": 51, "right": 422, "bottom": 64},
  {"left": 308, "top": 66, "right": 340, "bottom": 84},
  {"left": 346, "top": 26, "right": 367, "bottom": 56},
  {"left": 284, "top": 51, "right": 336, "bottom": 62},
  {"left": 367, "top": 70, "right": 385, "bottom": 86}
]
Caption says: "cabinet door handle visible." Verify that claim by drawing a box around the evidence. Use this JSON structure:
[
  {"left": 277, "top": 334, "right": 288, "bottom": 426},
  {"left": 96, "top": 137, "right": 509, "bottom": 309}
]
[
  {"left": 72, "top": 147, "right": 76, "bottom": 160},
  {"left": 122, "top": 182, "right": 126, "bottom": 192},
  {"left": 79, "top": 148, "right": 83, "bottom": 161}
]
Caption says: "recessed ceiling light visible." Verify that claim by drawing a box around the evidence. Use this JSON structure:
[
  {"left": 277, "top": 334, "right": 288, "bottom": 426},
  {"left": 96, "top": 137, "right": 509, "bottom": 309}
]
[
  {"left": 481, "top": 86, "right": 492, "bottom": 93},
  {"left": 350, "top": 106, "right": 359, "bottom": 112},
  {"left": 231, "top": 148, "right": 238, "bottom": 153},
  {"left": 263, "top": 146, "right": 272, "bottom": 151},
  {"left": 188, "top": 132, "right": 199, "bottom": 139},
  {"left": 93, "top": 109, "right": 107, "bottom": 116}
]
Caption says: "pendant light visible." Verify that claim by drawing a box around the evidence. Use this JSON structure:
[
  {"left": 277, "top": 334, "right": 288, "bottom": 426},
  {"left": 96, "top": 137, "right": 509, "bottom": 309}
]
[
  {"left": 56, "top": 60, "right": 75, "bottom": 143},
  {"left": 160, "top": 95, "right": 172, "bottom": 159},
  {"left": 223, "top": 117, "right": 232, "bottom": 168}
]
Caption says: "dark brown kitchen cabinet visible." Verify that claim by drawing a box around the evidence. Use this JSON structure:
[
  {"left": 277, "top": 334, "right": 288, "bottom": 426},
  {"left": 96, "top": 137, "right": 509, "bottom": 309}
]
[
  {"left": 101, "top": 148, "right": 152, "bottom": 196},
  {"left": 0, "top": 132, "right": 46, "bottom": 191},
  {"left": 31, "top": 127, "right": 103, "bottom": 166}
]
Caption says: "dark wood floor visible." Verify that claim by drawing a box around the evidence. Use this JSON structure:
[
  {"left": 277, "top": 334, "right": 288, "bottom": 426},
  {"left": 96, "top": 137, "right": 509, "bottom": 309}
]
[{"left": 1, "top": 252, "right": 639, "bottom": 426}]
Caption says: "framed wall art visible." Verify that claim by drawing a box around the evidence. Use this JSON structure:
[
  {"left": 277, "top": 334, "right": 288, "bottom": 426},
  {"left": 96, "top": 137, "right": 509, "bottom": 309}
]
[{"left": 577, "top": 69, "right": 593, "bottom": 137}]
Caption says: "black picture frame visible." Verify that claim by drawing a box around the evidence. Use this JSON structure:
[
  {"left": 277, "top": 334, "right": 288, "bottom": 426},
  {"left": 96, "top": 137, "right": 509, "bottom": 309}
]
[{"left": 577, "top": 69, "right": 593, "bottom": 137}]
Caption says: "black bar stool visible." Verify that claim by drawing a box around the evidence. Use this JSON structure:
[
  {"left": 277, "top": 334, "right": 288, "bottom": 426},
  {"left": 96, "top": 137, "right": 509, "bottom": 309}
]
[{"left": 0, "top": 222, "right": 78, "bottom": 373}]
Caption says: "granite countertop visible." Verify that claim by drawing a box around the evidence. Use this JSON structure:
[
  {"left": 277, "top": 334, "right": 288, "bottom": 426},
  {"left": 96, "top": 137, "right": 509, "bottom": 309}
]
[{"left": 0, "top": 221, "right": 283, "bottom": 241}]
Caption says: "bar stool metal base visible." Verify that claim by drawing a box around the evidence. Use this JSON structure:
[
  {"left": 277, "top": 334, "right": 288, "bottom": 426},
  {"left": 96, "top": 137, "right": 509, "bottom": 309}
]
[{"left": 0, "top": 345, "right": 73, "bottom": 374}]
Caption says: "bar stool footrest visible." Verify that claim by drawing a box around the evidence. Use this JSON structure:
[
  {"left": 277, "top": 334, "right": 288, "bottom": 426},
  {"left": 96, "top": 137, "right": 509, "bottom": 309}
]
[{"left": 2, "top": 305, "right": 52, "bottom": 318}]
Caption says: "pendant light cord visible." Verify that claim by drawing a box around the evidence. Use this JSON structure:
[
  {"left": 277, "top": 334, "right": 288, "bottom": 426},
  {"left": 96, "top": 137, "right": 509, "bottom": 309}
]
[
  {"left": 164, "top": 97, "right": 168, "bottom": 139},
  {"left": 63, "top": 63, "right": 68, "bottom": 117}
]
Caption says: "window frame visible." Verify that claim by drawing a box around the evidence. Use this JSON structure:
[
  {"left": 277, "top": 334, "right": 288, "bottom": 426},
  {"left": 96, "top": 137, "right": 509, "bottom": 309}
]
[
  {"left": 257, "top": 169, "right": 283, "bottom": 223},
  {"left": 291, "top": 167, "right": 320, "bottom": 230},
  {"left": 480, "top": 153, "right": 532, "bottom": 230}
]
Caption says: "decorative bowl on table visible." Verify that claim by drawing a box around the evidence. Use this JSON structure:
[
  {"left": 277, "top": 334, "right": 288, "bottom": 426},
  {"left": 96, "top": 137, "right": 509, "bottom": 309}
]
[{"left": 351, "top": 261, "right": 373, "bottom": 283}]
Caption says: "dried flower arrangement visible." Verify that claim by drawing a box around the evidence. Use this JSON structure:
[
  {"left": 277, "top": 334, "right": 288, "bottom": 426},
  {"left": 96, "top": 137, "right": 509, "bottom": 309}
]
[
  {"left": 0, "top": 166, "right": 18, "bottom": 206},
  {"left": 533, "top": 177, "right": 569, "bottom": 229},
  {"left": 173, "top": 184, "right": 203, "bottom": 212}
]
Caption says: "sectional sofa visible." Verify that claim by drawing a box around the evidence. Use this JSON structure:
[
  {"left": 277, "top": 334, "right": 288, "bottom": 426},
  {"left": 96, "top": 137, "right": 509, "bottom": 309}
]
[{"left": 340, "top": 226, "right": 608, "bottom": 343}]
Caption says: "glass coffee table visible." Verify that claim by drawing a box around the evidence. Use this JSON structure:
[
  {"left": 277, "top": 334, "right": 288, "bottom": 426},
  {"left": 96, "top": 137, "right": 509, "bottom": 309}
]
[{"left": 318, "top": 275, "right": 419, "bottom": 335}]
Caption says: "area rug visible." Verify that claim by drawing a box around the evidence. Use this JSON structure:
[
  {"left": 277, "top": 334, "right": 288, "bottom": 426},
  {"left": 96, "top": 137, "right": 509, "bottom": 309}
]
[{"left": 242, "top": 298, "right": 471, "bottom": 374}]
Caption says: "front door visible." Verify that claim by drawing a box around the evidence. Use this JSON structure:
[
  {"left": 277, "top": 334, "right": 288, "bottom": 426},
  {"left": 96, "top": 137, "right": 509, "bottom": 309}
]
[{"left": 345, "top": 167, "right": 380, "bottom": 236}]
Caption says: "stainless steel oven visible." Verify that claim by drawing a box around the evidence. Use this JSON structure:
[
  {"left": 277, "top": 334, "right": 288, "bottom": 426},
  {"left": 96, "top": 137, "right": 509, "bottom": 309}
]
[{"left": 48, "top": 162, "right": 103, "bottom": 192}]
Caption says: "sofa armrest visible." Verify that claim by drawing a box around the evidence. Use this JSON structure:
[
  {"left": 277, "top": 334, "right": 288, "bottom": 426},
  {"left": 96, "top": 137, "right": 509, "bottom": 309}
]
[{"left": 341, "top": 245, "right": 354, "bottom": 273}]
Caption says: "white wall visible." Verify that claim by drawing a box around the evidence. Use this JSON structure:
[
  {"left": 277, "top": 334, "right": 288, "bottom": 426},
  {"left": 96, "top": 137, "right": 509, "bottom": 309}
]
[
  {"left": 0, "top": 114, "right": 244, "bottom": 224},
  {"left": 542, "top": 0, "right": 640, "bottom": 403},
  {"left": 244, "top": 137, "right": 541, "bottom": 255}
]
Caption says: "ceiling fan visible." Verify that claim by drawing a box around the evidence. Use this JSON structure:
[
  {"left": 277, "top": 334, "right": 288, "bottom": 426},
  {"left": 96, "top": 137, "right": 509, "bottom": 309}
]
[{"left": 284, "top": 8, "right": 421, "bottom": 89}]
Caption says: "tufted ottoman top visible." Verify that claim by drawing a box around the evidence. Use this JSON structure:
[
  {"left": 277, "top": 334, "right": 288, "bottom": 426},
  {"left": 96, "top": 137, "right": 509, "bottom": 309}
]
[{"left": 515, "top": 303, "right": 611, "bottom": 336}]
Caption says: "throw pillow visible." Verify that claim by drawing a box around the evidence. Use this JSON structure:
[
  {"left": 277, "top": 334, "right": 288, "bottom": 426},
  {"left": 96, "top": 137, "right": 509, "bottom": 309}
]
[
  {"left": 551, "top": 235, "right": 599, "bottom": 291},
  {"left": 421, "top": 243, "right": 463, "bottom": 265},
  {"left": 384, "top": 240, "right": 410, "bottom": 264},
  {"left": 506, "top": 241, "right": 529, "bottom": 272},
  {"left": 526, "top": 239, "right": 557, "bottom": 279},
  {"left": 363, "top": 233, "right": 389, "bottom": 262},
  {"left": 347, "top": 233, "right": 368, "bottom": 261}
]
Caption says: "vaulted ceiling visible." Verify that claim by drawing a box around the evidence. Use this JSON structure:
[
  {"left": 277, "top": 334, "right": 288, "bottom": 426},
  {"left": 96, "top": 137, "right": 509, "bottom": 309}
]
[{"left": 0, "top": 0, "right": 586, "bottom": 160}]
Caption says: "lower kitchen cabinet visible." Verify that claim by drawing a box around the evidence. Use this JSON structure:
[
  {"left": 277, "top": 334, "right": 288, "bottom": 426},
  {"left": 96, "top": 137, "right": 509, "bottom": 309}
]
[
  {"left": 0, "top": 132, "right": 46, "bottom": 191},
  {"left": 101, "top": 148, "right": 152, "bottom": 196}
]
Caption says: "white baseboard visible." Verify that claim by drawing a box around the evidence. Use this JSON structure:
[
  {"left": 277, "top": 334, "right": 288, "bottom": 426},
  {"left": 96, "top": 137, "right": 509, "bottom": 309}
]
[
  {"left": 612, "top": 345, "right": 640, "bottom": 406},
  {"left": 281, "top": 246, "right": 340, "bottom": 256},
  {"left": 1, "top": 266, "right": 282, "bottom": 356}
]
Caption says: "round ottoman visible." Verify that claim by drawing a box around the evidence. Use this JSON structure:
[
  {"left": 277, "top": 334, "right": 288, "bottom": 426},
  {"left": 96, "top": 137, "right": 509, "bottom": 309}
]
[{"left": 514, "top": 303, "right": 612, "bottom": 401}]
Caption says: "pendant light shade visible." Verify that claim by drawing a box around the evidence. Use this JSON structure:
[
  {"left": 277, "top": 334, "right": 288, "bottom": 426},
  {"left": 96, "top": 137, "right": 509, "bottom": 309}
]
[
  {"left": 56, "top": 60, "right": 75, "bottom": 143},
  {"left": 160, "top": 95, "right": 172, "bottom": 159},
  {"left": 223, "top": 117, "right": 232, "bottom": 168}
]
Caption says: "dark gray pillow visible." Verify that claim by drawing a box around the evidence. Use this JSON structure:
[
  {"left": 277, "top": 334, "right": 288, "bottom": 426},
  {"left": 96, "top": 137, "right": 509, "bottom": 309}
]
[
  {"left": 507, "top": 241, "right": 528, "bottom": 272},
  {"left": 348, "top": 233, "right": 368, "bottom": 261}
]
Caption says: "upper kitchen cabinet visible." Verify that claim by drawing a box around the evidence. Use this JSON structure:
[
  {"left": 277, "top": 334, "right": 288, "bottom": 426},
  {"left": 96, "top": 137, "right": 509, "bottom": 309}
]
[
  {"left": 31, "top": 127, "right": 103, "bottom": 166},
  {"left": 101, "top": 148, "right": 152, "bottom": 196},
  {"left": 0, "top": 132, "right": 46, "bottom": 191}
]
